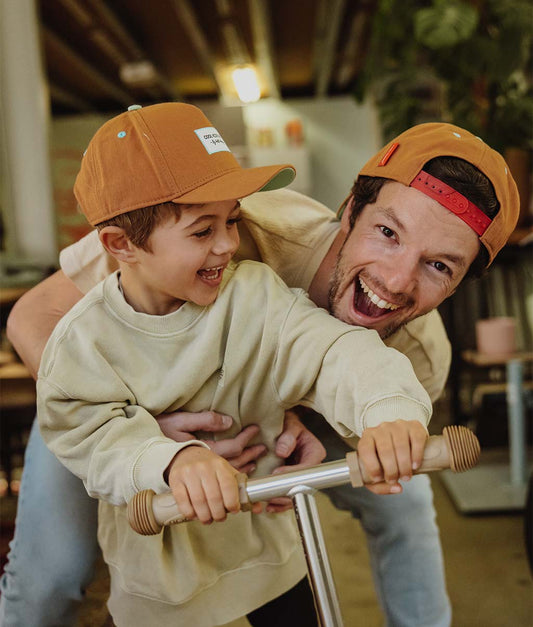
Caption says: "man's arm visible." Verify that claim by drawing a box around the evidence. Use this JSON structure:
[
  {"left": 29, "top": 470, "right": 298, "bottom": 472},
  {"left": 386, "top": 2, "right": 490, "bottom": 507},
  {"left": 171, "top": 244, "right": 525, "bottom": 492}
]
[{"left": 6, "top": 270, "right": 84, "bottom": 379}]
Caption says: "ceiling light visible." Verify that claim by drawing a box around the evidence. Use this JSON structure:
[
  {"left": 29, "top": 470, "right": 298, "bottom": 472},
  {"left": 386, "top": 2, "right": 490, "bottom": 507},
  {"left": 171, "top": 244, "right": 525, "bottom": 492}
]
[
  {"left": 120, "top": 61, "right": 158, "bottom": 88},
  {"left": 231, "top": 66, "right": 260, "bottom": 103}
]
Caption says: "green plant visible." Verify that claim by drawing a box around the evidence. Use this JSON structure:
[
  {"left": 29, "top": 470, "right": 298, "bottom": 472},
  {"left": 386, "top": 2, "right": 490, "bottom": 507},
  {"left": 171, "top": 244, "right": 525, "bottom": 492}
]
[{"left": 354, "top": 0, "right": 533, "bottom": 152}]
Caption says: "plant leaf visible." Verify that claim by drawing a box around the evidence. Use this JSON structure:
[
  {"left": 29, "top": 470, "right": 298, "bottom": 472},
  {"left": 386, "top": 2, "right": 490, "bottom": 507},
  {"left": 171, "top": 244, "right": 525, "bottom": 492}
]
[{"left": 415, "top": 2, "right": 479, "bottom": 49}]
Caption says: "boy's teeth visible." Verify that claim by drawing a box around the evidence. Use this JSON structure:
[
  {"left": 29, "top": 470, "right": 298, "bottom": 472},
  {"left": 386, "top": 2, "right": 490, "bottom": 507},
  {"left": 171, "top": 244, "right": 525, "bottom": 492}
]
[
  {"left": 359, "top": 278, "right": 399, "bottom": 311},
  {"left": 199, "top": 265, "right": 223, "bottom": 279}
]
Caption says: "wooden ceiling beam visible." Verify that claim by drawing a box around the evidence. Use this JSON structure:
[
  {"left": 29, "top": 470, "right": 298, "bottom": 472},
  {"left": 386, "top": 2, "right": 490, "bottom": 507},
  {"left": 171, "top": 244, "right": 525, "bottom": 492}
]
[
  {"left": 168, "top": 0, "right": 229, "bottom": 100},
  {"left": 313, "top": 0, "right": 346, "bottom": 98},
  {"left": 248, "top": 0, "right": 280, "bottom": 99},
  {"left": 335, "top": 5, "right": 376, "bottom": 89},
  {"left": 56, "top": 0, "right": 182, "bottom": 101},
  {"left": 85, "top": 0, "right": 145, "bottom": 61},
  {"left": 43, "top": 26, "right": 134, "bottom": 106},
  {"left": 48, "top": 82, "right": 95, "bottom": 112},
  {"left": 215, "top": 0, "right": 250, "bottom": 66},
  {"left": 85, "top": 0, "right": 183, "bottom": 100}
]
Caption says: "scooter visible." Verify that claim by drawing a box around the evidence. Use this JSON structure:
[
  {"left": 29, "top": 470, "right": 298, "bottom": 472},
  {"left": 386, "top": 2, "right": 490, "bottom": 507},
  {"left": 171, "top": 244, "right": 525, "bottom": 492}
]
[{"left": 128, "top": 425, "right": 480, "bottom": 627}]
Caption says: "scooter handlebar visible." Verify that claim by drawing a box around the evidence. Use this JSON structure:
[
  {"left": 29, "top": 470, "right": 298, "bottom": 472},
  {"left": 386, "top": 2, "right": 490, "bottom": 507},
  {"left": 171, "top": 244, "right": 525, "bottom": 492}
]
[{"left": 127, "top": 425, "right": 480, "bottom": 535}]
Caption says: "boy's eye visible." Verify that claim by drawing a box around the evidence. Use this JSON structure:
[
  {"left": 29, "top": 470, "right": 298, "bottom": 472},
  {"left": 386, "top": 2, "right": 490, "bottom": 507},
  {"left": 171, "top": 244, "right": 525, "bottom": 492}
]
[
  {"left": 193, "top": 227, "right": 212, "bottom": 238},
  {"left": 380, "top": 226, "right": 395, "bottom": 238}
]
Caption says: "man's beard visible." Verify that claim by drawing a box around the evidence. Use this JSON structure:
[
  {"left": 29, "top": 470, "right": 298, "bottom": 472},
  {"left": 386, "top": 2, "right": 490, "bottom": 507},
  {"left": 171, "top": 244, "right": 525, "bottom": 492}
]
[
  {"left": 328, "top": 256, "right": 409, "bottom": 341},
  {"left": 327, "top": 261, "right": 343, "bottom": 319}
]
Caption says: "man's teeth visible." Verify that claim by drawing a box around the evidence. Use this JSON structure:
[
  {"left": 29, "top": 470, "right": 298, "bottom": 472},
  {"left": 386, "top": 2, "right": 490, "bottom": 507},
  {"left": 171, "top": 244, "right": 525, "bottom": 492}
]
[
  {"left": 359, "top": 278, "right": 399, "bottom": 311},
  {"left": 199, "top": 266, "right": 223, "bottom": 279}
]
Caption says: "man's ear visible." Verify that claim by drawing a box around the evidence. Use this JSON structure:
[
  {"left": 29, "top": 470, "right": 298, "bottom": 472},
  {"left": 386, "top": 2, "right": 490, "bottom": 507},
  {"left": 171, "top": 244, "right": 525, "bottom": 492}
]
[
  {"left": 340, "top": 195, "right": 355, "bottom": 234},
  {"left": 98, "top": 227, "right": 138, "bottom": 264}
]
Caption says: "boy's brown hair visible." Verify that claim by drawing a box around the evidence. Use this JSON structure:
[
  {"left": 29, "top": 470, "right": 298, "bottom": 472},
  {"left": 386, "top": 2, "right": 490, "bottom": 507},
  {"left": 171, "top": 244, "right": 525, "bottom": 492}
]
[{"left": 96, "top": 202, "right": 183, "bottom": 252}]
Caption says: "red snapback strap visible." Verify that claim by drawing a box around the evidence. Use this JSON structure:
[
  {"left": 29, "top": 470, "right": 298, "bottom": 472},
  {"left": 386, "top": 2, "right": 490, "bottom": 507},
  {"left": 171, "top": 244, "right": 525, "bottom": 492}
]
[{"left": 410, "top": 170, "right": 491, "bottom": 236}]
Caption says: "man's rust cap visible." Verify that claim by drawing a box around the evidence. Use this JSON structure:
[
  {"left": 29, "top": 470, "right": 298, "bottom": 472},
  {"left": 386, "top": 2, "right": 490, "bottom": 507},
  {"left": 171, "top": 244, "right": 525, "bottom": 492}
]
[
  {"left": 74, "top": 103, "right": 296, "bottom": 226},
  {"left": 359, "top": 123, "right": 520, "bottom": 265}
]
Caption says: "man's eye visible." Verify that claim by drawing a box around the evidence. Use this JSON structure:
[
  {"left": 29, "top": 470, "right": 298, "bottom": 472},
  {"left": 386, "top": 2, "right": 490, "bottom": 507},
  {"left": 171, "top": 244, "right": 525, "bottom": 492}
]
[
  {"left": 432, "top": 261, "right": 449, "bottom": 273},
  {"left": 380, "top": 226, "right": 395, "bottom": 238},
  {"left": 194, "top": 227, "right": 212, "bottom": 238}
]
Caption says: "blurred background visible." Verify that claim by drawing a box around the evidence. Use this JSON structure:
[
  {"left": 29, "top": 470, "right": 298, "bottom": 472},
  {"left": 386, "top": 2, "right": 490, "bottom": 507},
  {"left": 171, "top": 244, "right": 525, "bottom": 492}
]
[{"left": 0, "top": 1, "right": 532, "bottom": 625}]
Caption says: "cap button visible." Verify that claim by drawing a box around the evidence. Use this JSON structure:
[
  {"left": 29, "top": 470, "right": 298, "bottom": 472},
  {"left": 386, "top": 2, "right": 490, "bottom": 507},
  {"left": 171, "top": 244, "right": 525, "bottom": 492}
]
[{"left": 128, "top": 104, "right": 142, "bottom": 111}]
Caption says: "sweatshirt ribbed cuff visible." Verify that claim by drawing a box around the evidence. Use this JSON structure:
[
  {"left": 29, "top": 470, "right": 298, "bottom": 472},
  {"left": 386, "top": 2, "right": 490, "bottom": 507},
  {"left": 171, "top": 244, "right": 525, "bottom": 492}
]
[
  {"left": 131, "top": 439, "right": 210, "bottom": 498},
  {"left": 361, "top": 395, "right": 431, "bottom": 432}
]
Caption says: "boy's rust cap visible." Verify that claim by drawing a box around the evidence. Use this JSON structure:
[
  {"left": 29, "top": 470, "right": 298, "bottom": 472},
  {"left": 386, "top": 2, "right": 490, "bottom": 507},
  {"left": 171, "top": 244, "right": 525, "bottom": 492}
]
[
  {"left": 74, "top": 102, "right": 296, "bottom": 226},
  {"left": 359, "top": 122, "right": 520, "bottom": 265}
]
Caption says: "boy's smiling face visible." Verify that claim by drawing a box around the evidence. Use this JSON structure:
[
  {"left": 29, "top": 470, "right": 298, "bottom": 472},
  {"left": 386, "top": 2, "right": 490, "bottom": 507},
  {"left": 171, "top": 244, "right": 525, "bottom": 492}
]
[{"left": 120, "top": 199, "right": 241, "bottom": 315}]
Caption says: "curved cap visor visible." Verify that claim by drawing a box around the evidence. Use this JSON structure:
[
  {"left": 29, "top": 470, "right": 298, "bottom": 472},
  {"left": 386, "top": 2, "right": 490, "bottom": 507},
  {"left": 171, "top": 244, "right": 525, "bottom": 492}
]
[{"left": 172, "top": 165, "right": 296, "bottom": 204}]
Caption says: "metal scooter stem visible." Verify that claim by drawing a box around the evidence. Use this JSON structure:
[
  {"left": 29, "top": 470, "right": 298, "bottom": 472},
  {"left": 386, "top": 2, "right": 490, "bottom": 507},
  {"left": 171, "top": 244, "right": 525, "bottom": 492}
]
[{"left": 290, "top": 486, "right": 344, "bottom": 627}]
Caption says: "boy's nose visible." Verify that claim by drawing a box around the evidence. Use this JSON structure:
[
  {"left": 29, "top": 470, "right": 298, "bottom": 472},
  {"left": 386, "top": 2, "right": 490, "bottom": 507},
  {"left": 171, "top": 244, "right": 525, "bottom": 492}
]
[{"left": 212, "top": 230, "right": 238, "bottom": 256}]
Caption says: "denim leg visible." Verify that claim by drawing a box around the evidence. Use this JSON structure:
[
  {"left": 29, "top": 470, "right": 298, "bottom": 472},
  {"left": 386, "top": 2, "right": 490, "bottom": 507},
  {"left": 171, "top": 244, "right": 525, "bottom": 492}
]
[
  {"left": 308, "top": 417, "right": 451, "bottom": 627},
  {"left": 0, "top": 418, "right": 99, "bottom": 627}
]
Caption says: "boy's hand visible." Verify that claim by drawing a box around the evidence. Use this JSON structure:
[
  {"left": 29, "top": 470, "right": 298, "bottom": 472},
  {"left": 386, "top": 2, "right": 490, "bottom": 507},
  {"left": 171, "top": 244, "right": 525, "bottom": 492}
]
[
  {"left": 357, "top": 420, "right": 428, "bottom": 495},
  {"left": 166, "top": 446, "right": 242, "bottom": 524}
]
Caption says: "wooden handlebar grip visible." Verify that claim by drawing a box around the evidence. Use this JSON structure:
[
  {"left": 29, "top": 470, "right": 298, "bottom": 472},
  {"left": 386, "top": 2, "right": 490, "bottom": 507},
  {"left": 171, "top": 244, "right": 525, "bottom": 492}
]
[
  {"left": 128, "top": 472, "right": 250, "bottom": 536},
  {"left": 346, "top": 425, "right": 480, "bottom": 487}
]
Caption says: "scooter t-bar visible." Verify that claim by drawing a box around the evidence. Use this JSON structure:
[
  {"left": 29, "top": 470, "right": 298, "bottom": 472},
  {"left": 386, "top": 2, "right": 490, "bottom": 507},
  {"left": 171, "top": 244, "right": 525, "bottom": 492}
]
[
  {"left": 127, "top": 425, "right": 480, "bottom": 626},
  {"left": 128, "top": 425, "right": 479, "bottom": 534}
]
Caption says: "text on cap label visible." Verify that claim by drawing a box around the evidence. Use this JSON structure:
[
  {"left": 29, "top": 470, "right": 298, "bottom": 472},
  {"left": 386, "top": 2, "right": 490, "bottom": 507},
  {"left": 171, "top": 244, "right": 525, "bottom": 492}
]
[{"left": 194, "top": 127, "right": 231, "bottom": 155}]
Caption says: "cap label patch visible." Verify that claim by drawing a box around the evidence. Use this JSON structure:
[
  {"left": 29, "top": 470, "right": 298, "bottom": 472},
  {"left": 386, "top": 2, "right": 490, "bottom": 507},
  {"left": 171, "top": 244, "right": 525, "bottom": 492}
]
[{"left": 194, "top": 127, "right": 230, "bottom": 155}]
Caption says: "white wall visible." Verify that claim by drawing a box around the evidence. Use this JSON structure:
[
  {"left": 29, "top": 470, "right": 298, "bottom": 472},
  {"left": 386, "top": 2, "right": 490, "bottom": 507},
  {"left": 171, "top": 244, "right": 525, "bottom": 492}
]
[{"left": 242, "top": 96, "right": 381, "bottom": 210}]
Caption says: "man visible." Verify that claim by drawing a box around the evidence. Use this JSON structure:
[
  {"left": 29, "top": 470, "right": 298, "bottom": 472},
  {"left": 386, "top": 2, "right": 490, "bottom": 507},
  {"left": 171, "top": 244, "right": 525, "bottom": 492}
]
[{"left": 1, "top": 122, "right": 518, "bottom": 627}]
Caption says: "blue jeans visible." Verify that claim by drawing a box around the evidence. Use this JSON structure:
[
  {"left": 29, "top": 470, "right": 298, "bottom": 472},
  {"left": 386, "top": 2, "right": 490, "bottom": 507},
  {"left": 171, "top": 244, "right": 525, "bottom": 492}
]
[
  {"left": 0, "top": 418, "right": 451, "bottom": 627},
  {"left": 0, "top": 419, "right": 98, "bottom": 627}
]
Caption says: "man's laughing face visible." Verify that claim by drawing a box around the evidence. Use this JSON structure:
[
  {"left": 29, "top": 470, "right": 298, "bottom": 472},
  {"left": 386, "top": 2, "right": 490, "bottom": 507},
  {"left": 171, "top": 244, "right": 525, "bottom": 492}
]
[{"left": 328, "top": 181, "right": 480, "bottom": 339}]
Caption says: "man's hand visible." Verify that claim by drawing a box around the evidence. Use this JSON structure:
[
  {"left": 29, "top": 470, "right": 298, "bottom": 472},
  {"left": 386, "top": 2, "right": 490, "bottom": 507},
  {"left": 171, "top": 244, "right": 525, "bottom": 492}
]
[
  {"left": 357, "top": 419, "right": 428, "bottom": 495},
  {"left": 157, "top": 411, "right": 267, "bottom": 474},
  {"left": 266, "top": 410, "right": 327, "bottom": 513},
  {"left": 274, "top": 410, "right": 327, "bottom": 468}
]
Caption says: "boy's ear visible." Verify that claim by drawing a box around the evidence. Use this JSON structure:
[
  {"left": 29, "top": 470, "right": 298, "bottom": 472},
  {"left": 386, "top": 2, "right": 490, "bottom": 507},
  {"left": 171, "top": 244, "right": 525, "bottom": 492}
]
[{"left": 98, "top": 227, "right": 138, "bottom": 263}]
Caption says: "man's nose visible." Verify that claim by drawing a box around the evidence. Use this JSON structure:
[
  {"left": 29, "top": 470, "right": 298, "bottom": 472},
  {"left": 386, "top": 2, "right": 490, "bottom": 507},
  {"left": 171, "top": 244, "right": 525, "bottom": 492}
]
[{"left": 381, "top": 253, "right": 419, "bottom": 295}]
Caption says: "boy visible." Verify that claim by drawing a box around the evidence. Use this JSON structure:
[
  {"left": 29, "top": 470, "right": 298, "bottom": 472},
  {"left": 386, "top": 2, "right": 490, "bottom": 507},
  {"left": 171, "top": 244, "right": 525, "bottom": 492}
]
[{"left": 37, "top": 103, "right": 432, "bottom": 626}]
